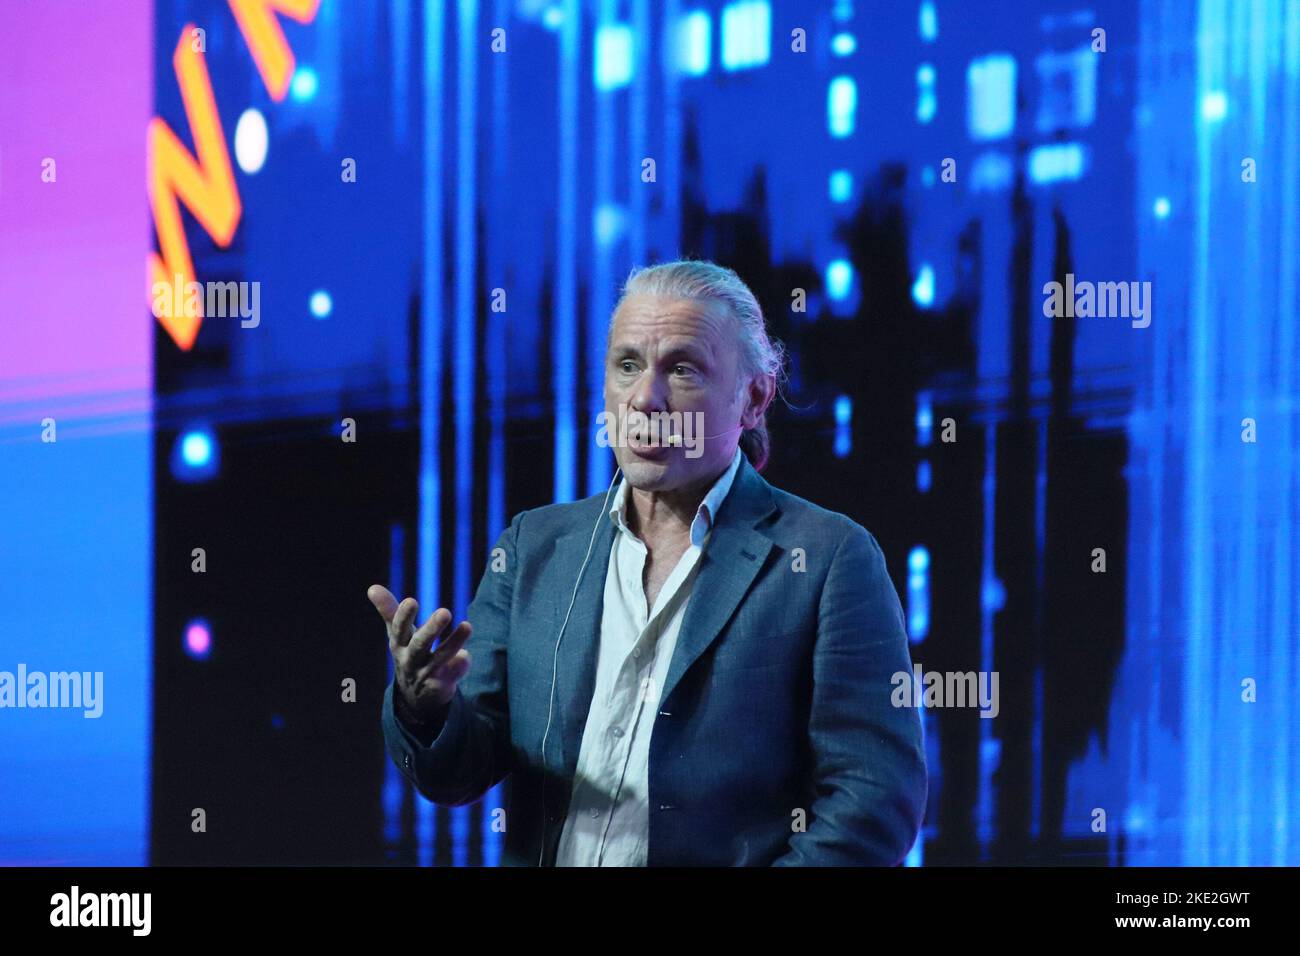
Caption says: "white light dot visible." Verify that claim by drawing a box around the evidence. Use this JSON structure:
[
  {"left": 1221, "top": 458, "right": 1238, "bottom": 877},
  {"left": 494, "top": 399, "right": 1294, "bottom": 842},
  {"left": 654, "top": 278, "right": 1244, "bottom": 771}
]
[
  {"left": 234, "top": 108, "right": 268, "bottom": 174},
  {"left": 1201, "top": 90, "right": 1228, "bottom": 122},
  {"left": 310, "top": 290, "right": 332, "bottom": 318}
]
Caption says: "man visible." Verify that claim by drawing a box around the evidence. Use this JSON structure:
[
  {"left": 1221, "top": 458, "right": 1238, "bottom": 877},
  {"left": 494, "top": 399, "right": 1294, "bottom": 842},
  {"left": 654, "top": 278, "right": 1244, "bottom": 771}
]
[{"left": 371, "top": 259, "right": 927, "bottom": 866}]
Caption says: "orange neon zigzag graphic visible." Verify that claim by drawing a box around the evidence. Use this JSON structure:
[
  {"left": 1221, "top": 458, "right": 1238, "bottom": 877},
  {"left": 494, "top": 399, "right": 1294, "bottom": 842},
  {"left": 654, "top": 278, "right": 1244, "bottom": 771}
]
[
  {"left": 228, "top": 0, "right": 322, "bottom": 102},
  {"left": 148, "top": 2, "right": 319, "bottom": 350},
  {"left": 147, "top": 27, "right": 241, "bottom": 351}
]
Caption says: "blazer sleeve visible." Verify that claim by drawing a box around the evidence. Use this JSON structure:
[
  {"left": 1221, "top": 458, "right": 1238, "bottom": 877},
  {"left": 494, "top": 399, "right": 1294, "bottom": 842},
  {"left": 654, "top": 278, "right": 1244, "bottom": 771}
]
[
  {"left": 770, "top": 523, "right": 928, "bottom": 865},
  {"left": 381, "top": 512, "right": 522, "bottom": 806}
]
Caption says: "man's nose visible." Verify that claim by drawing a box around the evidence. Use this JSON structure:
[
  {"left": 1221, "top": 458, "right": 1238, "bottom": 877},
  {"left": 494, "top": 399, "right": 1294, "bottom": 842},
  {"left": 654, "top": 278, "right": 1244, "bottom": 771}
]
[{"left": 628, "top": 369, "right": 669, "bottom": 413}]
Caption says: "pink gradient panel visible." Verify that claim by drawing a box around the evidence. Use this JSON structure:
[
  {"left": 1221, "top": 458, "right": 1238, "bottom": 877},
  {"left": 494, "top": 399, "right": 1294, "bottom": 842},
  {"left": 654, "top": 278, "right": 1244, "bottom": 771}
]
[{"left": 0, "top": 0, "right": 154, "bottom": 430}]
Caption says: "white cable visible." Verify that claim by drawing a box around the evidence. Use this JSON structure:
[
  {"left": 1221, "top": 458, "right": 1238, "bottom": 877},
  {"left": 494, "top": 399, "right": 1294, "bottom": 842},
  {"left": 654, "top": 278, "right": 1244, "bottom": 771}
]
[{"left": 537, "top": 466, "right": 622, "bottom": 866}]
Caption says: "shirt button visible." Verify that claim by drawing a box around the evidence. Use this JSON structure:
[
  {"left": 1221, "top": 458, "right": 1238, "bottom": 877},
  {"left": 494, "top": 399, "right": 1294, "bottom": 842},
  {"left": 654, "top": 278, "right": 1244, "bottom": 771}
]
[
  {"left": 589, "top": 807, "right": 600, "bottom": 819},
  {"left": 612, "top": 727, "right": 624, "bottom": 738},
  {"left": 632, "top": 649, "right": 641, "bottom": 660}
]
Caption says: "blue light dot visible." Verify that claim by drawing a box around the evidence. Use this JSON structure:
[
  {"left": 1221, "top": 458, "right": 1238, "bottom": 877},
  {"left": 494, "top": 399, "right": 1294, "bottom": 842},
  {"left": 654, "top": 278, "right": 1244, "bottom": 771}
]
[
  {"left": 834, "top": 394, "right": 852, "bottom": 426},
  {"left": 829, "top": 169, "right": 853, "bottom": 202},
  {"left": 594, "top": 203, "right": 626, "bottom": 246},
  {"left": 828, "top": 76, "right": 857, "bottom": 138},
  {"left": 290, "top": 67, "right": 319, "bottom": 102},
  {"left": 1027, "top": 142, "right": 1086, "bottom": 184},
  {"left": 982, "top": 578, "right": 1006, "bottom": 612},
  {"left": 594, "top": 23, "right": 634, "bottom": 91},
  {"left": 826, "top": 259, "right": 853, "bottom": 301},
  {"left": 676, "top": 11, "right": 712, "bottom": 76},
  {"left": 917, "top": 93, "right": 937, "bottom": 124},
  {"left": 721, "top": 0, "right": 772, "bottom": 71},
  {"left": 1153, "top": 196, "right": 1171, "bottom": 219},
  {"left": 920, "top": 2, "right": 939, "bottom": 42},
  {"left": 967, "top": 54, "right": 1017, "bottom": 141},
  {"left": 912, "top": 264, "right": 935, "bottom": 307},
  {"left": 181, "top": 432, "right": 212, "bottom": 467}
]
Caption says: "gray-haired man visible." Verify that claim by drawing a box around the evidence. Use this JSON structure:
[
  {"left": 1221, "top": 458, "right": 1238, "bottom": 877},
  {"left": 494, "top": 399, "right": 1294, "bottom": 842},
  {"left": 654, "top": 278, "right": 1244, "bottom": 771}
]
[{"left": 371, "top": 259, "right": 927, "bottom": 866}]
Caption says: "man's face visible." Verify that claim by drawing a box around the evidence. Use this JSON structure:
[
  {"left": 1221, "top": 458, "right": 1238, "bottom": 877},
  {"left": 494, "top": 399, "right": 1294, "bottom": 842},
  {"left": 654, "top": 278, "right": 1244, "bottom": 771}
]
[{"left": 603, "top": 294, "right": 754, "bottom": 492}]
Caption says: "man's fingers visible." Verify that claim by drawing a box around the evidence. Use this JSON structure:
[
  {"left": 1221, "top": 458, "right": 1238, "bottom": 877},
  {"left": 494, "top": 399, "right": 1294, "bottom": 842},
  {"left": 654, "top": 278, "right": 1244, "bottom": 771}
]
[
  {"left": 368, "top": 584, "right": 399, "bottom": 623},
  {"left": 416, "top": 647, "right": 472, "bottom": 685},
  {"left": 369, "top": 585, "right": 418, "bottom": 647},
  {"left": 390, "top": 597, "right": 421, "bottom": 646},
  {"left": 408, "top": 608, "right": 453, "bottom": 658},
  {"left": 426, "top": 621, "right": 472, "bottom": 669}
]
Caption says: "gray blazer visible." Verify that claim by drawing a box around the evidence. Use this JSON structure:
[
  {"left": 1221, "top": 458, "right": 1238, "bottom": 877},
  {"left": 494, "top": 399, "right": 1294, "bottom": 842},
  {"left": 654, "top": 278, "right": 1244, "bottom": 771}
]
[{"left": 382, "top": 455, "right": 927, "bottom": 865}]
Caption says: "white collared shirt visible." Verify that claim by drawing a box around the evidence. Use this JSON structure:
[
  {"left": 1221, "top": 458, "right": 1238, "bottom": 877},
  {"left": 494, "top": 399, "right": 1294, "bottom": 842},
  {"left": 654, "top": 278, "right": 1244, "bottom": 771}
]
[{"left": 555, "top": 448, "right": 743, "bottom": 866}]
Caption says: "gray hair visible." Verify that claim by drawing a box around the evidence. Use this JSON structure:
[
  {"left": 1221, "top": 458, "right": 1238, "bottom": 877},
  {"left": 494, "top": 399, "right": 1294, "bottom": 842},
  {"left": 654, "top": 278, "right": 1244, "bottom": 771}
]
[{"left": 612, "top": 259, "right": 785, "bottom": 470}]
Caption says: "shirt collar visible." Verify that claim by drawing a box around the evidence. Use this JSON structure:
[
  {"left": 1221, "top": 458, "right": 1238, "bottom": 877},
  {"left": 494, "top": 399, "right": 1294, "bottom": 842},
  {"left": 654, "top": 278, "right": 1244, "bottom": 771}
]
[{"left": 609, "top": 447, "right": 743, "bottom": 547}]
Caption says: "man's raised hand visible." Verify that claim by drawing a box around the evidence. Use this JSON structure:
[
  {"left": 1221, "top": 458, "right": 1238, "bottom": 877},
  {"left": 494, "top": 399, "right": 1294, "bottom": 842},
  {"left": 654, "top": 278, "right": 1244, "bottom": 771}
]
[{"left": 368, "top": 584, "right": 473, "bottom": 736}]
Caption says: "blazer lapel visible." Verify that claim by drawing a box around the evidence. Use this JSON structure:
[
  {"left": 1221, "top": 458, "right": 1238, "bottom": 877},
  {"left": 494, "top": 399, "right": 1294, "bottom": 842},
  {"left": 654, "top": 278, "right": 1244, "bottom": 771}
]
[
  {"left": 545, "top": 459, "right": 779, "bottom": 772},
  {"left": 659, "top": 458, "right": 779, "bottom": 707},
  {"left": 550, "top": 507, "right": 616, "bottom": 779}
]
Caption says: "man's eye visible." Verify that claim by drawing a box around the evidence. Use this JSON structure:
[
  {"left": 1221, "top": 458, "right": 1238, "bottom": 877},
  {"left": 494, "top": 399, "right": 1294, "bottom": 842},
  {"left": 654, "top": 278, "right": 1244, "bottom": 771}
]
[
  {"left": 671, "top": 365, "right": 694, "bottom": 376},
  {"left": 619, "top": 360, "right": 638, "bottom": 374}
]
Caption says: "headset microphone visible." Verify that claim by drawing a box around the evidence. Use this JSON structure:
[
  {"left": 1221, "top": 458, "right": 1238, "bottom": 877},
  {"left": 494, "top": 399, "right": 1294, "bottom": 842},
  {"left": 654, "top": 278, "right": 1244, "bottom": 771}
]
[{"left": 663, "top": 423, "right": 744, "bottom": 445}]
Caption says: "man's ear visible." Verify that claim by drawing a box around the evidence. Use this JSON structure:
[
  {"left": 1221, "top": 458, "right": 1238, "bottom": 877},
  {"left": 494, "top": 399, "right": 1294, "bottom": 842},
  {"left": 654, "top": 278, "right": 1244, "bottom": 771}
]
[{"left": 740, "top": 373, "right": 777, "bottom": 429}]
